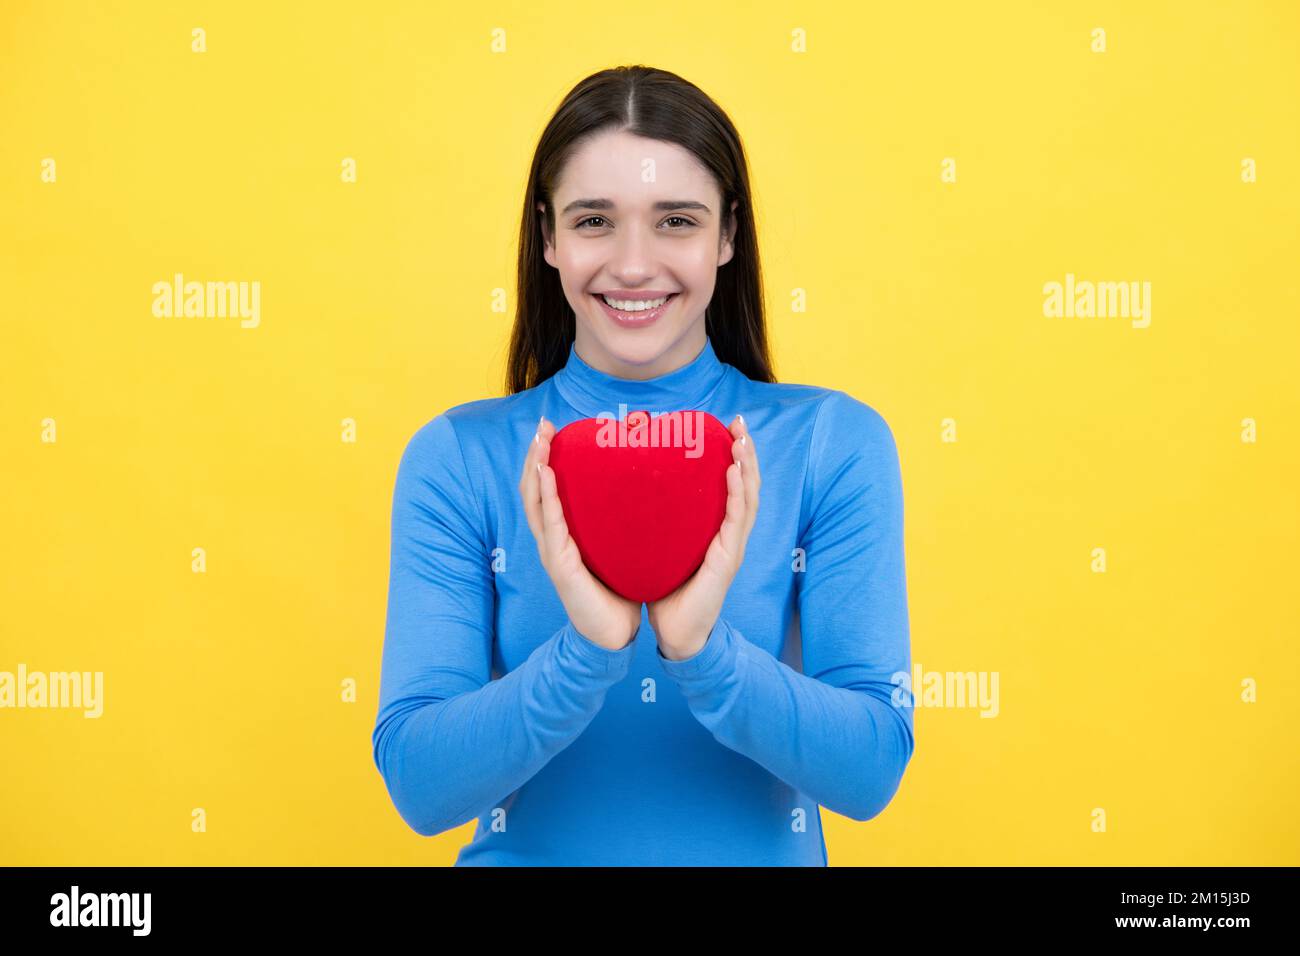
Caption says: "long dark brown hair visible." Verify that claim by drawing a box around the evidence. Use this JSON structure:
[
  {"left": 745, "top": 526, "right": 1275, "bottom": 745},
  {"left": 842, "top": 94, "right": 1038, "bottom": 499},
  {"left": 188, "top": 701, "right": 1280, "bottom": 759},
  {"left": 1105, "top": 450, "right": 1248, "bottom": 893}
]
[{"left": 504, "top": 65, "right": 776, "bottom": 394}]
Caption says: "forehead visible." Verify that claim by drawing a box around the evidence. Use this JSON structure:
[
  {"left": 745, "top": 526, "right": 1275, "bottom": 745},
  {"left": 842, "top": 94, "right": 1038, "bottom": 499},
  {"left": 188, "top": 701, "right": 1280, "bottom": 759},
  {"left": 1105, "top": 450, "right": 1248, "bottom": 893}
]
[{"left": 554, "top": 129, "right": 717, "bottom": 204}]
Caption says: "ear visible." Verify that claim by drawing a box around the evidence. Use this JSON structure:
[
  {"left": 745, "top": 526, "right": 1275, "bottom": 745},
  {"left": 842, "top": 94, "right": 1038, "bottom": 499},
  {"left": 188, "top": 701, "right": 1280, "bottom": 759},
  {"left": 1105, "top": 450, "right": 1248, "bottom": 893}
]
[
  {"left": 718, "top": 198, "right": 739, "bottom": 267},
  {"left": 538, "top": 202, "right": 556, "bottom": 268}
]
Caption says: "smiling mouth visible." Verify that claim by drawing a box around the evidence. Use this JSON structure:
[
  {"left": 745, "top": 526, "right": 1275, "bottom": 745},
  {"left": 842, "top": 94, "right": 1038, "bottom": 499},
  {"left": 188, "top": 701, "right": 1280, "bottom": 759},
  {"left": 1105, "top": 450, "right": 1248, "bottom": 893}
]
[
  {"left": 593, "top": 292, "right": 678, "bottom": 308},
  {"left": 591, "top": 292, "right": 679, "bottom": 325}
]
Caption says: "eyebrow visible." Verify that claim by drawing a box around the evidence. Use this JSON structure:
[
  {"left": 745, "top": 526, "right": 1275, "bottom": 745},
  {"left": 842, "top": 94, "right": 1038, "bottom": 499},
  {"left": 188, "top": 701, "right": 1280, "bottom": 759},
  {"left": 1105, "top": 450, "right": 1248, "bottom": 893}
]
[{"left": 559, "top": 198, "right": 712, "bottom": 216}]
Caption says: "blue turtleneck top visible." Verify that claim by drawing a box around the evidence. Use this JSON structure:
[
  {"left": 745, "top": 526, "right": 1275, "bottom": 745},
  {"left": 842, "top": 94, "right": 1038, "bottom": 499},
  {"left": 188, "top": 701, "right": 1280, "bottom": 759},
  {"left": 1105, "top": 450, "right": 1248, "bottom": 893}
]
[{"left": 371, "top": 336, "right": 915, "bottom": 865}]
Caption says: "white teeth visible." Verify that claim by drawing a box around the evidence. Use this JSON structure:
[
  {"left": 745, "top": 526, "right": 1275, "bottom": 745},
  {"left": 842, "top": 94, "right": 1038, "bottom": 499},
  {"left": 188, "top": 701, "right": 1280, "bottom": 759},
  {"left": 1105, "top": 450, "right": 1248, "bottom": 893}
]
[{"left": 601, "top": 294, "right": 671, "bottom": 311}]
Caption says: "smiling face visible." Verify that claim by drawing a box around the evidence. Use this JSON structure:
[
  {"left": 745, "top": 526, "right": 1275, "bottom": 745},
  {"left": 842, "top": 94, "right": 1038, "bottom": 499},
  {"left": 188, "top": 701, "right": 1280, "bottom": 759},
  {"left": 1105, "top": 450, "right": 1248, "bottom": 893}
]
[{"left": 540, "top": 128, "right": 738, "bottom": 381}]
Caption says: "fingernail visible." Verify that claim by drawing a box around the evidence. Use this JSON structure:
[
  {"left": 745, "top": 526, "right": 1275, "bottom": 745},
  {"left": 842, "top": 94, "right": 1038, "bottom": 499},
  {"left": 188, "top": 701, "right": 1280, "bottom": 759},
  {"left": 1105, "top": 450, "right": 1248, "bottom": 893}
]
[
  {"left": 534, "top": 432, "right": 539, "bottom": 444},
  {"left": 737, "top": 414, "right": 745, "bottom": 425},
  {"left": 536, "top": 462, "right": 541, "bottom": 476},
  {"left": 741, "top": 435, "right": 747, "bottom": 446}
]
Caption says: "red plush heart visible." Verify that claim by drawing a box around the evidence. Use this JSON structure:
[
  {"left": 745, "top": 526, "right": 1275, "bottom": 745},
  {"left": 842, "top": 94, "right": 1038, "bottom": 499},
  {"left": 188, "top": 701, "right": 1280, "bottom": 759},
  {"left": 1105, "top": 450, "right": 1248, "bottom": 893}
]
[{"left": 548, "top": 409, "right": 734, "bottom": 603}]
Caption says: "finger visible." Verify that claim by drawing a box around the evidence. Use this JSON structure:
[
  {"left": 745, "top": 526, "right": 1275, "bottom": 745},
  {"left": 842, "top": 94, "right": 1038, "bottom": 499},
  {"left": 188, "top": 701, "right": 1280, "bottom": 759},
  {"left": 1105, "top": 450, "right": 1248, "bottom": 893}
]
[
  {"left": 715, "top": 458, "right": 747, "bottom": 565},
  {"left": 731, "top": 414, "right": 758, "bottom": 473},
  {"left": 520, "top": 415, "right": 552, "bottom": 545},
  {"left": 519, "top": 418, "right": 541, "bottom": 537},
  {"left": 521, "top": 415, "right": 544, "bottom": 481},
  {"left": 731, "top": 416, "right": 760, "bottom": 531},
  {"left": 739, "top": 415, "right": 758, "bottom": 475},
  {"left": 537, "top": 456, "right": 571, "bottom": 565}
]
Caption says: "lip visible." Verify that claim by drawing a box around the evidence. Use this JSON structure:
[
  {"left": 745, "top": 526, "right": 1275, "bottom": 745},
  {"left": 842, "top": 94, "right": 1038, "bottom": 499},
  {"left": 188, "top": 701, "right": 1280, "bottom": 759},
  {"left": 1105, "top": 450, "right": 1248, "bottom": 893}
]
[
  {"left": 596, "top": 291, "right": 678, "bottom": 299},
  {"left": 593, "top": 292, "right": 678, "bottom": 328}
]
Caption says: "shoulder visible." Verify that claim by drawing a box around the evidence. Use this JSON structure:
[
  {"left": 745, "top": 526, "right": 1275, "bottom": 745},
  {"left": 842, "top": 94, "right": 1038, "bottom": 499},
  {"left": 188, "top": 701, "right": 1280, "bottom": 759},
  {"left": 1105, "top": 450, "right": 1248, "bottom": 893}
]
[
  {"left": 401, "top": 391, "right": 532, "bottom": 462},
  {"left": 810, "top": 388, "right": 898, "bottom": 457},
  {"left": 790, "top": 388, "right": 904, "bottom": 536},
  {"left": 795, "top": 386, "right": 903, "bottom": 500},
  {"left": 723, "top": 375, "right": 827, "bottom": 432},
  {"left": 744, "top": 376, "right": 897, "bottom": 455}
]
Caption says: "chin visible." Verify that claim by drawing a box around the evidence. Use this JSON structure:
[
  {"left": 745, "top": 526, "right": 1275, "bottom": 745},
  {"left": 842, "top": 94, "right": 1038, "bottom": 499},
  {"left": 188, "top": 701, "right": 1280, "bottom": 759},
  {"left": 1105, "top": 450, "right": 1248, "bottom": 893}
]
[
  {"left": 603, "top": 342, "right": 660, "bottom": 368},
  {"left": 590, "top": 325, "right": 667, "bottom": 363}
]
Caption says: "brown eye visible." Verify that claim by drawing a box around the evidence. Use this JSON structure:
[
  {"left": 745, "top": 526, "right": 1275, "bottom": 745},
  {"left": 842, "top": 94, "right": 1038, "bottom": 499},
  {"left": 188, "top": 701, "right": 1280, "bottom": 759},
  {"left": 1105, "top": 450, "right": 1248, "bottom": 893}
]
[{"left": 576, "top": 216, "right": 607, "bottom": 229}]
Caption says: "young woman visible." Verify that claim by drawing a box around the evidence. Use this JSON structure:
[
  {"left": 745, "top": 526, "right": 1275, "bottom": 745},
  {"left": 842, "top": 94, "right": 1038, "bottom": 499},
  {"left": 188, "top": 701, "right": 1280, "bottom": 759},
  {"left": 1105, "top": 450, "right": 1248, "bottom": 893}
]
[{"left": 372, "top": 65, "right": 915, "bottom": 865}]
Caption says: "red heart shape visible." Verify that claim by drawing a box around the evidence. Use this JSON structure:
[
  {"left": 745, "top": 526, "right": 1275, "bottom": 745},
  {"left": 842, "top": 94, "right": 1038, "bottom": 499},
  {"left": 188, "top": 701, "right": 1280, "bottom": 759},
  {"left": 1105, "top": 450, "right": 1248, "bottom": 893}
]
[{"left": 548, "top": 409, "right": 733, "bottom": 602}]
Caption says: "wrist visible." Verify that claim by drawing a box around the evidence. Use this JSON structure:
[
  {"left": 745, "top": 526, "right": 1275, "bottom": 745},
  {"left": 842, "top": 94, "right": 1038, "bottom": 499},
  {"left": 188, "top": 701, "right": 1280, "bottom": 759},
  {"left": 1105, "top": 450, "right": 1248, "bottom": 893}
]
[
  {"left": 657, "top": 627, "right": 710, "bottom": 661},
  {"left": 579, "top": 625, "right": 637, "bottom": 652}
]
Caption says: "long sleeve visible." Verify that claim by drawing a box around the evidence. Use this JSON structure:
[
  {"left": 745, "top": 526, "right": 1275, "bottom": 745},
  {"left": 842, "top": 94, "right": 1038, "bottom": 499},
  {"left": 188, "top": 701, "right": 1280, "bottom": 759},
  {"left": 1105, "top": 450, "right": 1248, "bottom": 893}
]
[
  {"left": 371, "top": 413, "right": 636, "bottom": 837},
  {"left": 656, "top": 391, "right": 915, "bottom": 822}
]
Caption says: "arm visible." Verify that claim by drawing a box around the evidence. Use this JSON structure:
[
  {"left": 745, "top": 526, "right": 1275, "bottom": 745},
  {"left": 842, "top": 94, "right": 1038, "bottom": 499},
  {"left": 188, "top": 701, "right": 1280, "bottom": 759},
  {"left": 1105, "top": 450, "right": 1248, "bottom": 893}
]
[
  {"left": 656, "top": 391, "right": 915, "bottom": 822},
  {"left": 371, "top": 413, "right": 635, "bottom": 837}
]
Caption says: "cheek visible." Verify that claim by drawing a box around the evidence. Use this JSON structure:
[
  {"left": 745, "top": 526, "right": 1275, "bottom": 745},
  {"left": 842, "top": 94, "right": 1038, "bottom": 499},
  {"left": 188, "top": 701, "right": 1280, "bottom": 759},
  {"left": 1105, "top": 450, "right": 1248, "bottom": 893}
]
[
  {"left": 673, "top": 244, "right": 720, "bottom": 283},
  {"left": 678, "top": 273, "right": 717, "bottom": 305},
  {"left": 559, "top": 244, "right": 605, "bottom": 278}
]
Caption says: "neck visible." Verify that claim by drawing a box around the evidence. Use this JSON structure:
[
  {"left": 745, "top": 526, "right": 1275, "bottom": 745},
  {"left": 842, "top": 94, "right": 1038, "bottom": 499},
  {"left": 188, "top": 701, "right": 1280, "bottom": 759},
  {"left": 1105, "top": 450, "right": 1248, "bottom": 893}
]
[
  {"left": 552, "top": 327, "right": 729, "bottom": 420},
  {"left": 573, "top": 321, "right": 707, "bottom": 381}
]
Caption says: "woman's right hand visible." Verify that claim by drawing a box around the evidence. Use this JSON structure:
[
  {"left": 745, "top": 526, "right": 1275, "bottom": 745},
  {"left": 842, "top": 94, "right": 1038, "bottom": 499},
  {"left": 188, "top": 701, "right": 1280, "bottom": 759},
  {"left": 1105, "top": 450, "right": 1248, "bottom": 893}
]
[{"left": 519, "top": 415, "right": 643, "bottom": 651}]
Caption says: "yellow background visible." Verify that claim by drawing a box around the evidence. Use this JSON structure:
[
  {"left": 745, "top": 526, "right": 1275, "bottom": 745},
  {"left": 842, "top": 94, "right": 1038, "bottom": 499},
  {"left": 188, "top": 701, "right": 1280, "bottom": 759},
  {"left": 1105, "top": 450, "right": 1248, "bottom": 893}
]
[{"left": 2, "top": 0, "right": 1296, "bottom": 865}]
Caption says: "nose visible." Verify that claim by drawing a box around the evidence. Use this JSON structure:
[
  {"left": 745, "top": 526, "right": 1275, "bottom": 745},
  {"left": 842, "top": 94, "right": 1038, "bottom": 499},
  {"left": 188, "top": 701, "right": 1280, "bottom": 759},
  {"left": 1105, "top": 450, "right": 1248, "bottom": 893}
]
[{"left": 607, "top": 221, "right": 655, "bottom": 282}]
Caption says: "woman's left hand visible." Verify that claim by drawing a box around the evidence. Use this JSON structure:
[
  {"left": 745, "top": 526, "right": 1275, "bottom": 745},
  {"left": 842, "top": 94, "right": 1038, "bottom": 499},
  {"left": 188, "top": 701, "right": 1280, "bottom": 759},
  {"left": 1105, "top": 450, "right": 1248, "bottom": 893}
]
[{"left": 648, "top": 414, "right": 760, "bottom": 660}]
